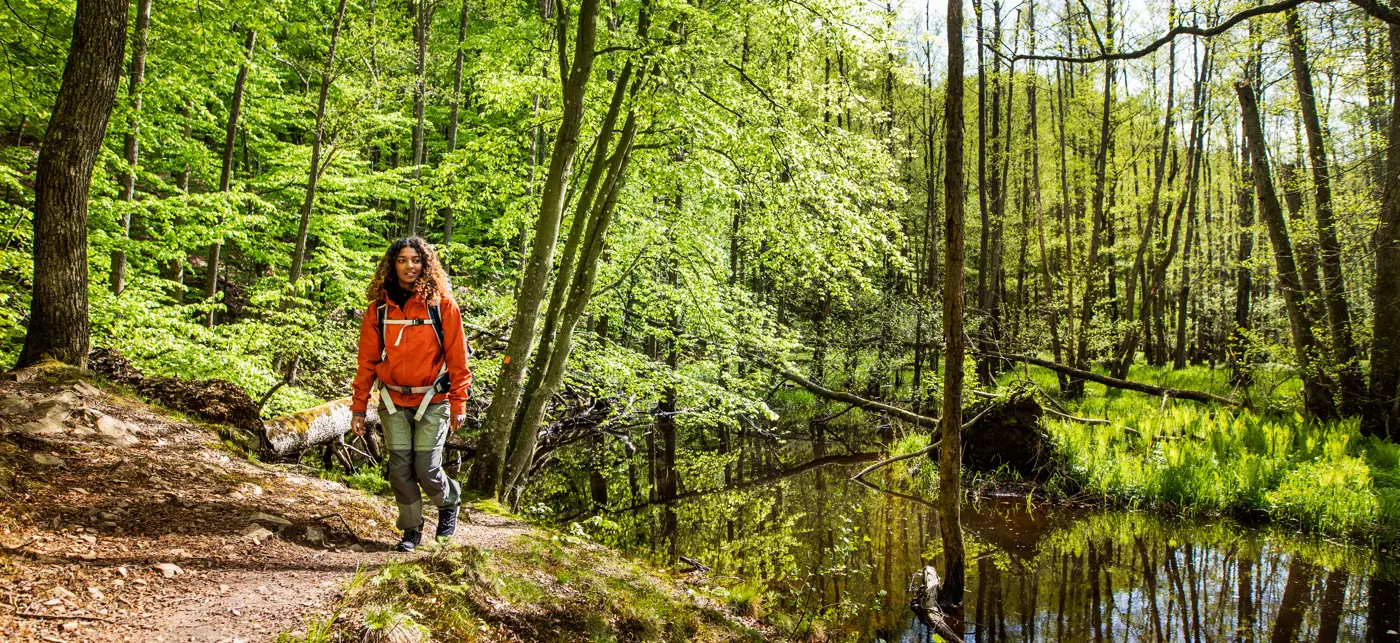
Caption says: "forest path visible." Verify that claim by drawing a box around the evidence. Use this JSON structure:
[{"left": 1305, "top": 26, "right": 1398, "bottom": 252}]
[{"left": 0, "top": 378, "right": 527, "bottom": 642}]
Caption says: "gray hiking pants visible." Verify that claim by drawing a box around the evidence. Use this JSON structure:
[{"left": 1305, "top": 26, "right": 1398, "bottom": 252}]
[{"left": 381, "top": 401, "right": 461, "bottom": 530}]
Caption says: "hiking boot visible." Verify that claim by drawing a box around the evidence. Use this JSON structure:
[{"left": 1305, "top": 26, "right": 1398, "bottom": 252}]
[
  {"left": 396, "top": 527, "right": 422, "bottom": 553},
  {"left": 436, "top": 504, "right": 459, "bottom": 539}
]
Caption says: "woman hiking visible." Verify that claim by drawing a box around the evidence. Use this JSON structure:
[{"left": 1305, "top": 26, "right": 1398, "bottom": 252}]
[{"left": 349, "top": 237, "right": 472, "bottom": 552}]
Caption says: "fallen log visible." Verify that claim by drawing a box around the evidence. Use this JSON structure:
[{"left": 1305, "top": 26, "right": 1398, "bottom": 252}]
[
  {"left": 910, "top": 566, "right": 963, "bottom": 640},
  {"left": 751, "top": 355, "right": 940, "bottom": 429},
  {"left": 263, "top": 397, "right": 380, "bottom": 457},
  {"left": 993, "top": 353, "right": 1240, "bottom": 406}
]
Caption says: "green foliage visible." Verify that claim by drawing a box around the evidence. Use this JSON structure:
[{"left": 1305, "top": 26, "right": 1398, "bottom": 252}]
[
  {"left": 1022, "top": 363, "right": 1400, "bottom": 541},
  {"left": 306, "top": 537, "right": 772, "bottom": 642}
]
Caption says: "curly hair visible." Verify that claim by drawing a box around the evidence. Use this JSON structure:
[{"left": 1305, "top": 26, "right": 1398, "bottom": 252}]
[{"left": 365, "top": 237, "right": 453, "bottom": 306}]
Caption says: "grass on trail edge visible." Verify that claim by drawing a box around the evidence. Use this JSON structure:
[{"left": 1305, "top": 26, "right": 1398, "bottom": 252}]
[
  {"left": 276, "top": 535, "right": 782, "bottom": 643},
  {"left": 1009, "top": 362, "right": 1400, "bottom": 543}
]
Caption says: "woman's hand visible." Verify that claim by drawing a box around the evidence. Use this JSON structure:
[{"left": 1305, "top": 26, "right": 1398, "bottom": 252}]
[
  {"left": 451, "top": 413, "right": 466, "bottom": 431},
  {"left": 351, "top": 415, "right": 365, "bottom": 437}
]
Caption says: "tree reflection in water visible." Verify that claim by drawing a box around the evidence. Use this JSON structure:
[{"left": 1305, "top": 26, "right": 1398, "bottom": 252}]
[{"left": 578, "top": 463, "right": 1400, "bottom": 642}]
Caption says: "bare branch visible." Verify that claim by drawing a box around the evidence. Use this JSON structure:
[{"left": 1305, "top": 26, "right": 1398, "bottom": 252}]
[{"left": 1013, "top": 0, "right": 1335, "bottom": 64}]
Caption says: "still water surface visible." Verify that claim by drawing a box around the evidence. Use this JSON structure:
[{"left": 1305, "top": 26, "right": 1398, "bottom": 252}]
[{"left": 600, "top": 463, "right": 1400, "bottom": 642}]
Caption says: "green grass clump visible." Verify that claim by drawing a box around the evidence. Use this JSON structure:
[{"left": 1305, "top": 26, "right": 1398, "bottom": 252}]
[
  {"left": 293, "top": 535, "right": 772, "bottom": 642},
  {"left": 1012, "top": 362, "right": 1400, "bottom": 542}
]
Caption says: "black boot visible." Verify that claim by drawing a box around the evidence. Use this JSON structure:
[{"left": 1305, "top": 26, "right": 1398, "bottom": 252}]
[
  {"left": 436, "top": 504, "right": 459, "bottom": 539},
  {"left": 396, "top": 527, "right": 422, "bottom": 552}
]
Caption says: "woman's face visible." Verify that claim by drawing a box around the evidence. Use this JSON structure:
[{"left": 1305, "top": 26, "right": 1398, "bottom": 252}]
[{"left": 395, "top": 246, "right": 423, "bottom": 286}]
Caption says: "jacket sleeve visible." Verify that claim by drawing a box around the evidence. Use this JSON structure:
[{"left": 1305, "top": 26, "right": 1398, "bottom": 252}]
[
  {"left": 442, "top": 296, "right": 473, "bottom": 417},
  {"left": 350, "top": 304, "right": 382, "bottom": 414}
]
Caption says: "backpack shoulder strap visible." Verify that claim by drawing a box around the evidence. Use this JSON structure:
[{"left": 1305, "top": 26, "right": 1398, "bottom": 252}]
[
  {"left": 377, "top": 303, "right": 389, "bottom": 358},
  {"left": 427, "top": 303, "right": 445, "bottom": 349}
]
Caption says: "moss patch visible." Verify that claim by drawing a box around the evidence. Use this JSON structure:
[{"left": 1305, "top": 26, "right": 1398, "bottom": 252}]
[{"left": 281, "top": 536, "right": 776, "bottom": 643}]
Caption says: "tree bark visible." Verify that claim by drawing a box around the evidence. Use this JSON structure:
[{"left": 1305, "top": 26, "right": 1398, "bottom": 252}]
[
  {"left": 938, "top": 0, "right": 966, "bottom": 607},
  {"left": 204, "top": 29, "right": 256, "bottom": 328},
  {"left": 1235, "top": 82, "right": 1336, "bottom": 420},
  {"left": 1373, "top": 24, "right": 1400, "bottom": 437},
  {"left": 16, "top": 0, "right": 128, "bottom": 369},
  {"left": 109, "top": 0, "right": 151, "bottom": 296},
  {"left": 1286, "top": 8, "right": 1366, "bottom": 413},
  {"left": 1230, "top": 130, "right": 1255, "bottom": 387},
  {"left": 469, "top": 0, "right": 603, "bottom": 499},
  {"left": 288, "top": 0, "right": 349, "bottom": 286}
]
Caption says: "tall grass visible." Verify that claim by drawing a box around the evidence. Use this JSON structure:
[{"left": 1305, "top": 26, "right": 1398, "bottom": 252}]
[{"left": 1010, "top": 363, "right": 1400, "bottom": 542}]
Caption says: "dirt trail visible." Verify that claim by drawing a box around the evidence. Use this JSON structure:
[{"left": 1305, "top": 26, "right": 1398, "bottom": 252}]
[{"left": 0, "top": 378, "right": 526, "bottom": 642}]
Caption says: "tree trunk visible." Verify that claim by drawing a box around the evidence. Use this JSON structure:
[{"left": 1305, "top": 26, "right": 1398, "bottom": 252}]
[
  {"left": 1235, "top": 82, "right": 1336, "bottom": 420},
  {"left": 408, "top": 0, "right": 430, "bottom": 236},
  {"left": 442, "top": 0, "right": 470, "bottom": 246},
  {"left": 1072, "top": 0, "right": 1114, "bottom": 396},
  {"left": 1286, "top": 8, "right": 1366, "bottom": 413},
  {"left": 502, "top": 102, "right": 645, "bottom": 496},
  {"left": 288, "top": 0, "right": 349, "bottom": 286},
  {"left": 1026, "top": 3, "right": 1066, "bottom": 392},
  {"left": 469, "top": 0, "right": 603, "bottom": 499},
  {"left": 204, "top": 29, "right": 256, "bottom": 328},
  {"left": 1373, "top": 24, "right": 1400, "bottom": 437},
  {"left": 15, "top": 0, "right": 128, "bottom": 369},
  {"left": 1114, "top": 37, "right": 1175, "bottom": 379},
  {"left": 937, "top": 0, "right": 966, "bottom": 606},
  {"left": 1230, "top": 131, "right": 1255, "bottom": 387},
  {"left": 109, "top": 0, "right": 151, "bottom": 296}
]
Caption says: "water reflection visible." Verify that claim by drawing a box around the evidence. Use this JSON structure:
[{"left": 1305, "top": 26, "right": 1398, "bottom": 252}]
[{"left": 584, "top": 463, "right": 1400, "bottom": 642}]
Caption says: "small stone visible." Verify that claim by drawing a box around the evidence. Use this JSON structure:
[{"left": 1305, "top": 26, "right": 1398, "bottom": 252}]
[
  {"left": 81, "top": 534, "right": 97, "bottom": 544},
  {"left": 96, "top": 415, "right": 138, "bottom": 446},
  {"left": 71, "top": 381, "right": 102, "bottom": 397},
  {"left": 347, "top": 544, "right": 365, "bottom": 553},
  {"left": 111, "top": 579, "right": 123, "bottom": 588},
  {"left": 17, "top": 418, "right": 68, "bottom": 439},
  {"left": 249, "top": 512, "right": 291, "bottom": 529},
  {"left": 239, "top": 483, "right": 265, "bottom": 496},
  {"left": 35, "top": 391, "right": 79, "bottom": 413},
  {"left": 200, "top": 463, "right": 228, "bottom": 476},
  {"left": 154, "top": 562, "right": 183, "bottom": 578},
  {"left": 0, "top": 394, "right": 32, "bottom": 417},
  {"left": 48, "top": 586, "right": 77, "bottom": 601},
  {"left": 241, "top": 525, "right": 274, "bottom": 542},
  {"left": 61, "top": 621, "right": 78, "bottom": 632},
  {"left": 304, "top": 525, "right": 325, "bottom": 546},
  {"left": 43, "top": 598, "right": 62, "bottom": 606},
  {"left": 32, "top": 453, "right": 64, "bottom": 466},
  {"left": 87, "top": 586, "right": 104, "bottom": 600},
  {"left": 219, "top": 584, "right": 230, "bottom": 593}
]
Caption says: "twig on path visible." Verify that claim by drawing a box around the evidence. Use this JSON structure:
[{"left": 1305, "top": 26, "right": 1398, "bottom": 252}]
[
  {"left": 311, "top": 513, "right": 364, "bottom": 545},
  {"left": 17, "top": 611, "right": 115, "bottom": 623}
]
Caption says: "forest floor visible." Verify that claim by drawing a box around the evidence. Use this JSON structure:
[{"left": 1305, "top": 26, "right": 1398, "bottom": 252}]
[{"left": 0, "top": 374, "right": 767, "bottom": 642}]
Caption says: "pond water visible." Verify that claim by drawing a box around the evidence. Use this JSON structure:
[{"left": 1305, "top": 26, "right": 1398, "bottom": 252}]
[{"left": 587, "top": 460, "right": 1400, "bottom": 642}]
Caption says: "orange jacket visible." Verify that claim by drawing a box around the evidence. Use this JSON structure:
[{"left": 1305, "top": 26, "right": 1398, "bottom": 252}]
[{"left": 351, "top": 292, "right": 472, "bottom": 417}]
